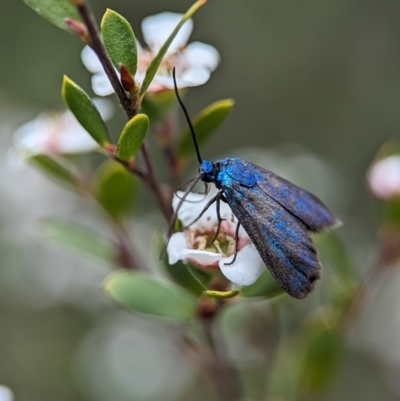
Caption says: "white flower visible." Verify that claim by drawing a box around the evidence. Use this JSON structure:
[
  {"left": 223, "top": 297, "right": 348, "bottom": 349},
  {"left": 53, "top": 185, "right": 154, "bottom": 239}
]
[
  {"left": 12, "top": 98, "right": 114, "bottom": 157},
  {"left": 167, "top": 187, "right": 265, "bottom": 286},
  {"left": 81, "top": 12, "right": 220, "bottom": 96},
  {"left": 367, "top": 155, "right": 400, "bottom": 200},
  {"left": 0, "top": 385, "right": 13, "bottom": 401}
]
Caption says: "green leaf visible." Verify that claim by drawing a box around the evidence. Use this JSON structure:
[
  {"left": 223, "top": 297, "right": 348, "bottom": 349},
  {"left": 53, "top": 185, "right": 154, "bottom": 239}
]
[
  {"left": 62, "top": 76, "right": 110, "bottom": 147},
  {"left": 29, "top": 154, "right": 78, "bottom": 188},
  {"left": 241, "top": 269, "right": 284, "bottom": 299},
  {"left": 313, "top": 231, "right": 358, "bottom": 283},
  {"left": 299, "top": 312, "right": 344, "bottom": 394},
  {"left": 138, "top": 0, "right": 207, "bottom": 97},
  {"left": 95, "top": 160, "right": 138, "bottom": 219},
  {"left": 23, "top": 0, "right": 81, "bottom": 31},
  {"left": 104, "top": 271, "right": 198, "bottom": 320},
  {"left": 266, "top": 337, "right": 303, "bottom": 401},
  {"left": 383, "top": 199, "right": 400, "bottom": 226},
  {"left": 101, "top": 9, "right": 138, "bottom": 75},
  {"left": 178, "top": 99, "right": 234, "bottom": 159},
  {"left": 39, "top": 218, "right": 115, "bottom": 265},
  {"left": 117, "top": 114, "right": 149, "bottom": 161},
  {"left": 164, "top": 260, "right": 212, "bottom": 297}
]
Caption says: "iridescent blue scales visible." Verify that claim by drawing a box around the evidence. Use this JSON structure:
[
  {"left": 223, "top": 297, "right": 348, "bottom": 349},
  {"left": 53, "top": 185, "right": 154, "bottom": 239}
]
[{"left": 199, "top": 157, "right": 340, "bottom": 299}]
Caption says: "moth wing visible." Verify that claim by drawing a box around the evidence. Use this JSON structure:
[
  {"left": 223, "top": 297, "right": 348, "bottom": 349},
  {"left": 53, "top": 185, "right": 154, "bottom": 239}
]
[
  {"left": 246, "top": 161, "right": 339, "bottom": 232},
  {"left": 225, "top": 183, "right": 320, "bottom": 299}
]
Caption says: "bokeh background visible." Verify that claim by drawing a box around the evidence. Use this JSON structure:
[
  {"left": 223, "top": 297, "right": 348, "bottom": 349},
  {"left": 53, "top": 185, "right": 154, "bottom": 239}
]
[{"left": 1, "top": 0, "right": 400, "bottom": 400}]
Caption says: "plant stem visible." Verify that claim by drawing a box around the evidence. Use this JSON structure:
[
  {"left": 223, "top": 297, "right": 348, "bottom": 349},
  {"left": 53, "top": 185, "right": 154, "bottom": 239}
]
[
  {"left": 76, "top": 0, "right": 173, "bottom": 223},
  {"left": 112, "top": 153, "right": 172, "bottom": 222},
  {"left": 141, "top": 143, "right": 173, "bottom": 221},
  {"left": 201, "top": 316, "right": 242, "bottom": 401},
  {"left": 112, "top": 221, "right": 142, "bottom": 270},
  {"left": 75, "top": 1, "right": 133, "bottom": 115},
  {"left": 339, "top": 259, "right": 384, "bottom": 335}
]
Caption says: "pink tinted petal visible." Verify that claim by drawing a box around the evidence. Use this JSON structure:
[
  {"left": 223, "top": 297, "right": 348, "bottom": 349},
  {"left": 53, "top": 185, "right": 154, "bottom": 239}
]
[
  {"left": 81, "top": 46, "right": 103, "bottom": 73},
  {"left": 368, "top": 156, "right": 400, "bottom": 200},
  {"left": 167, "top": 232, "right": 188, "bottom": 265},
  {"left": 180, "top": 249, "right": 222, "bottom": 269},
  {"left": 147, "top": 82, "right": 170, "bottom": 94},
  {"left": 142, "top": 12, "right": 193, "bottom": 54},
  {"left": 13, "top": 110, "right": 101, "bottom": 157},
  {"left": 184, "top": 41, "right": 220, "bottom": 71},
  {"left": 219, "top": 244, "right": 265, "bottom": 286},
  {"left": 92, "top": 73, "right": 115, "bottom": 97}
]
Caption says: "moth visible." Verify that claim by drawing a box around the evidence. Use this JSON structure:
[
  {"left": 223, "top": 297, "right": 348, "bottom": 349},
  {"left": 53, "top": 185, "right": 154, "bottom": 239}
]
[{"left": 169, "top": 69, "right": 340, "bottom": 299}]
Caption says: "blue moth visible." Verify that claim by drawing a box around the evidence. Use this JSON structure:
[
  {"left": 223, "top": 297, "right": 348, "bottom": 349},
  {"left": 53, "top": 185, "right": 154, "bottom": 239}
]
[{"left": 170, "top": 69, "right": 341, "bottom": 299}]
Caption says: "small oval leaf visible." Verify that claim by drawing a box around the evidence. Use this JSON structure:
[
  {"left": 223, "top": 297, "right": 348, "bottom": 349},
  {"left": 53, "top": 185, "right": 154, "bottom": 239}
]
[
  {"left": 29, "top": 154, "right": 79, "bottom": 188},
  {"left": 95, "top": 160, "right": 138, "bottom": 219},
  {"left": 62, "top": 76, "right": 110, "bottom": 147},
  {"left": 101, "top": 9, "right": 138, "bottom": 76},
  {"left": 117, "top": 114, "right": 149, "bottom": 161},
  {"left": 104, "top": 271, "right": 198, "bottom": 320},
  {"left": 24, "top": 0, "right": 82, "bottom": 31},
  {"left": 299, "top": 312, "right": 344, "bottom": 394},
  {"left": 40, "top": 218, "right": 115, "bottom": 265},
  {"left": 139, "top": 0, "right": 207, "bottom": 97},
  {"left": 314, "top": 231, "right": 358, "bottom": 284},
  {"left": 178, "top": 99, "right": 234, "bottom": 159}
]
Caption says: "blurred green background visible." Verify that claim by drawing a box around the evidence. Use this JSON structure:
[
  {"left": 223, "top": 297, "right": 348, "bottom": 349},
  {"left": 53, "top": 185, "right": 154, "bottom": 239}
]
[{"left": 1, "top": 0, "right": 400, "bottom": 400}]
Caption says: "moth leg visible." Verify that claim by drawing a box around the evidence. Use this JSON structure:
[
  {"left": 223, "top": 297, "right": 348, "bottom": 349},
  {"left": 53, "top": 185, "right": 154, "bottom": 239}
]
[
  {"left": 160, "top": 174, "right": 202, "bottom": 260},
  {"left": 206, "top": 192, "right": 226, "bottom": 247},
  {"left": 184, "top": 191, "right": 222, "bottom": 229},
  {"left": 224, "top": 222, "right": 241, "bottom": 266}
]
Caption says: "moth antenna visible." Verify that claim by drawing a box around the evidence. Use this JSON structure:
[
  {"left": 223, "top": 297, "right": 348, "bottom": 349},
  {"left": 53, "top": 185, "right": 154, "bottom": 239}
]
[
  {"left": 172, "top": 67, "right": 203, "bottom": 164},
  {"left": 175, "top": 181, "right": 210, "bottom": 203}
]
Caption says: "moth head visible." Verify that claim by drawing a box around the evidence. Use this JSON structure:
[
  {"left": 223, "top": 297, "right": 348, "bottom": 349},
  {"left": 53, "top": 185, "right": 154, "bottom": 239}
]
[{"left": 199, "top": 159, "right": 216, "bottom": 183}]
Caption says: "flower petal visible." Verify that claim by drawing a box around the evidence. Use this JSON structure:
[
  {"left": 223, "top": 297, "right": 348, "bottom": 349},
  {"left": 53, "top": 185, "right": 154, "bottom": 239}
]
[
  {"left": 180, "top": 68, "right": 211, "bottom": 87},
  {"left": 150, "top": 68, "right": 212, "bottom": 90},
  {"left": 155, "top": 69, "right": 211, "bottom": 89},
  {"left": 0, "top": 385, "right": 13, "bottom": 401},
  {"left": 180, "top": 248, "right": 222, "bottom": 268},
  {"left": 167, "top": 232, "right": 222, "bottom": 269},
  {"left": 173, "top": 187, "right": 235, "bottom": 229},
  {"left": 81, "top": 46, "right": 103, "bottom": 73},
  {"left": 13, "top": 111, "right": 100, "bottom": 157},
  {"left": 92, "top": 73, "right": 115, "bottom": 97},
  {"left": 141, "top": 12, "right": 193, "bottom": 54},
  {"left": 55, "top": 113, "right": 99, "bottom": 153},
  {"left": 92, "top": 98, "right": 115, "bottom": 122},
  {"left": 368, "top": 155, "right": 400, "bottom": 200},
  {"left": 219, "top": 244, "right": 265, "bottom": 286},
  {"left": 167, "top": 232, "right": 188, "bottom": 265},
  {"left": 184, "top": 41, "right": 220, "bottom": 71}
]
